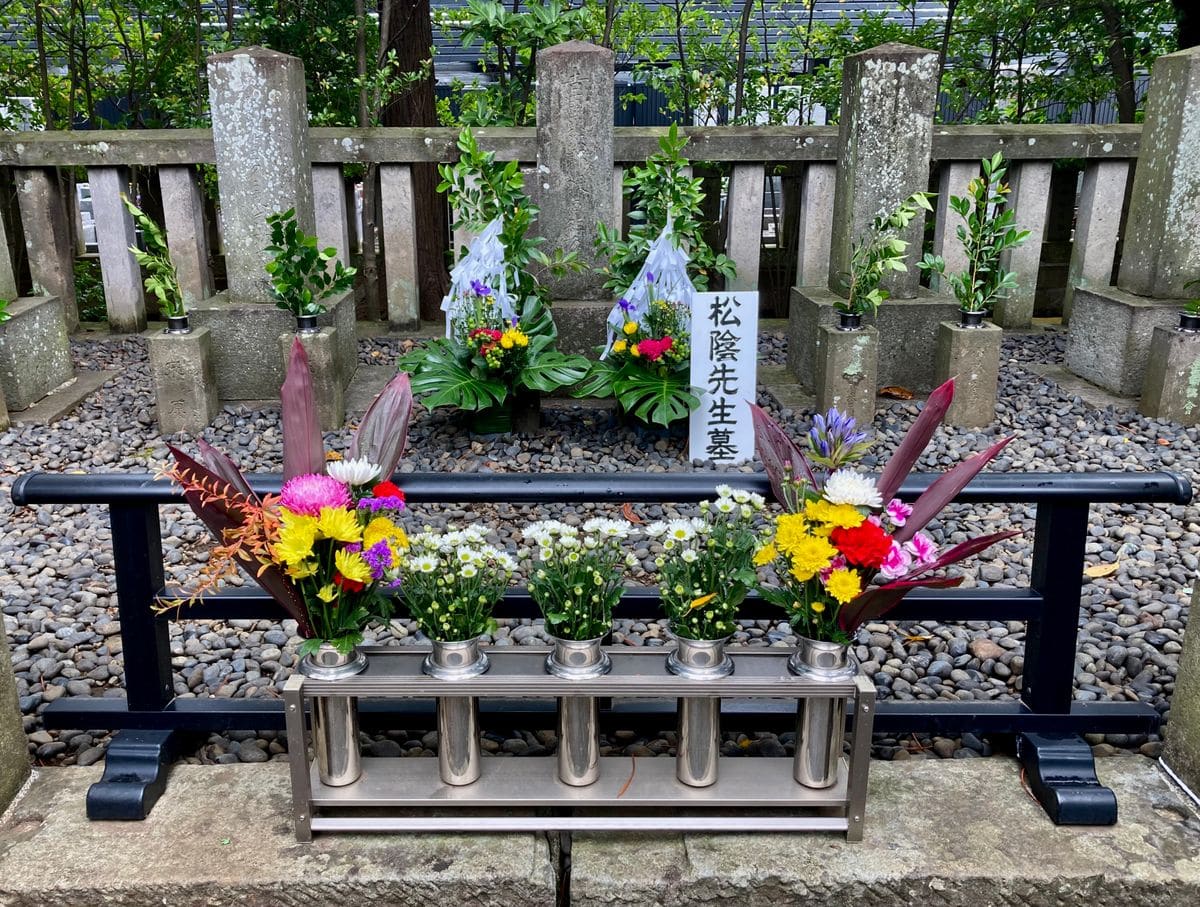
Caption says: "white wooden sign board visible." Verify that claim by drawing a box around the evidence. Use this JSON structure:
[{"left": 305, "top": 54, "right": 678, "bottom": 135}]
[{"left": 688, "top": 291, "right": 759, "bottom": 464}]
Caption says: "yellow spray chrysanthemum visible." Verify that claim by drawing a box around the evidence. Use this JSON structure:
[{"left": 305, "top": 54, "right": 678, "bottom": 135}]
[
  {"left": 753, "top": 543, "right": 778, "bottom": 567},
  {"left": 630, "top": 344, "right": 641, "bottom": 357},
  {"left": 623, "top": 321, "right": 638, "bottom": 336},
  {"left": 286, "top": 560, "right": 319, "bottom": 580},
  {"left": 334, "top": 548, "right": 372, "bottom": 584},
  {"left": 787, "top": 534, "right": 839, "bottom": 582},
  {"left": 810, "top": 601, "right": 827, "bottom": 614},
  {"left": 612, "top": 339, "right": 628, "bottom": 354},
  {"left": 274, "top": 509, "right": 318, "bottom": 564},
  {"left": 805, "top": 499, "right": 865, "bottom": 529},
  {"left": 773, "top": 513, "right": 811, "bottom": 559},
  {"left": 500, "top": 335, "right": 514, "bottom": 349},
  {"left": 316, "top": 584, "right": 337, "bottom": 603},
  {"left": 364, "top": 517, "right": 408, "bottom": 551},
  {"left": 316, "top": 506, "right": 362, "bottom": 544},
  {"left": 824, "top": 568, "right": 862, "bottom": 605}
]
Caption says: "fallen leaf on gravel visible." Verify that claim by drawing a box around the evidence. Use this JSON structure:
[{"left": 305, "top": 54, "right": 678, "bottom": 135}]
[
  {"left": 879, "top": 386, "right": 914, "bottom": 400},
  {"left": 903, "top": 634, "right": 931, "bottom": 645},
  {"left": 622, "top": 502, "right": 643, "bottom": 524},
  {"left": 1084, "top": 562, "right": 1120, "bottom": 578}
]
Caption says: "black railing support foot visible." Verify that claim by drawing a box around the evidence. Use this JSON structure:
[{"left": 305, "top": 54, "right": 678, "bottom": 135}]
[
  {"left": 1017, "top": 731, "right": 1118, "bottom": 826},
  {"left": 85, "top": 729, "right": 182, "bottom": 820}
]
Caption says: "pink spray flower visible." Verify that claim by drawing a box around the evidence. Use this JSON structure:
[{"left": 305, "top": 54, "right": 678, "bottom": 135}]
[
  {"left": 279, "top": 473, "right": 352, "bottom": 516},
  {"left": 886, "top": 498, "right": 913, "bottom": 527},
  {"left": 819, "top": 554, "right": 848, "bottom": 584},
  {"left": 904, "top": 531, "right": 939, "bottom": 566},
  {"left": 879, "top": 540, "right": 913, "bottom": 580}
]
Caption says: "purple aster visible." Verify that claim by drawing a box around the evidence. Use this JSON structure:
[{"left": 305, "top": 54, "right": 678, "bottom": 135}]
[
  {"left": 280, "top": 473, "right": 351, "bottom": 516},
  {"left": 363, "top": 539, "right": 394, "bottom": 580},
  {"left": 358, "top": 495, "right": 407, "bottom": 514},
  {"left": 618, "top": 297, "right": 634, "bottom": 312}
]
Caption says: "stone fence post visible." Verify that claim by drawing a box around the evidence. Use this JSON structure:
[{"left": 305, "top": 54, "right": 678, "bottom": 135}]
[
  {"left": 1164, "top": 583, "right": 1200, "bottom": 798},
  {"left": 0, "top": 620, "right": 30, "bottom": 813}
]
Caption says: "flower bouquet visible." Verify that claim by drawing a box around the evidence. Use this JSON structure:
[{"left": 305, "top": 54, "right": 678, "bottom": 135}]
[
  {"left": 649, "top": 486, "right": 767, "bottom": 649},
  {"left": 165, "top": 339, "right": 413, "bottom": 657},
  {"left": 751, "top": 380, "right": 1019, "bottom": 648}
]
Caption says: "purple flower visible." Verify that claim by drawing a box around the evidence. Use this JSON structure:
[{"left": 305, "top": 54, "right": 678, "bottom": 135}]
[
  {"left": 645, "top": 271, "right": 655, "bottom": 283},
  {"left": 886, "top": 498, "right": 912, "bottom": 527},
  {"left": 618, "top": 297, "right": 634, "bottom": 312},
  {"left": 470, "top": 279, "right": 492, "bottom": 297},
  {"left": 807, "top": 407, "right": 871, "bottom": 471},
  {"left": 363, "top": 539, "right": 395, "bottom": 580},
  {"left": 358, "top": 495, "right": 406, "bottom": 514}
]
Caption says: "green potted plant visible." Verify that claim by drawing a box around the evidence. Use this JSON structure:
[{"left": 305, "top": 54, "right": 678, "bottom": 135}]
[
  {"left": 1182, "top": 280, "right": 1200, "bottom": 333},
  {"left": 919, "top": 153, "right": 1030, "bottom": 328},
  {"left": 264, "top": 208, "right": 356, "bottom": 333},
  {"left": 400, "top": 128, "right": 588, "bottom": 434},
  {"left": 123, "top": 196, "right": 188, "bottom": 333},
  {"left": 835, "top": 192, "right": 933, "bottom": 331}
]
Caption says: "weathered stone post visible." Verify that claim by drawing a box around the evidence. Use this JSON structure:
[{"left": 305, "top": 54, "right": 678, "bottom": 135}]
[
  {"left": 0, "top": 199, "right": 19, "bottom": 302},
  {"left": 14, "top": 169, "right": 78, "bottom": 330},
  {"left": 815, "top": 326, "right": 878, "bottom": 428},
  {"left": 934, "top": 322, "right": 1002, "bottom": 427},
  {"left": 0, "top": 620, "right": 30, "bottom": 812},
  {"left": 1163, "top": 583, "right": 1200, "bottom": 797},
  {"left": 1067, "top": 46, "right": 1200, "bottom": 398},
  {"left": 157, "top": 166, "right": 214, "bottom": 308},
  {"left": 187, "top": 47, "right": 356, "bottom": 406},
  {"left": 87, "top": 166, "right": 146, "bottom": 332},
  {"left": 534, "top": 41, "right": 615, "bottom": 354},
  {"left": 789, "top": 44, "right": 956, "bottom": 393}
]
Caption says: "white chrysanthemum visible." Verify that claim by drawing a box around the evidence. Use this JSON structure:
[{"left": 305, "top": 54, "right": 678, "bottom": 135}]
[
  {"left": 822, "top": 469, "right": 883, "bottom": 508},
  {"left": 748, "top": 493, "right": 766, "bottom": 509},
  {"left": 414, "top": 555, "right": 438, "bottom": 573},
  {"left": 460, "top": 563, "right": 478, "bottom": 578},
  {"left": 325, "top": 457, "right": 381, "bottom": 486},
  {"left": 667, "top": 520, "right": 696, "bottom": 542},
  {"left": 681, "top": 549, "right": 698, "bottom": 563},
  {"left": 732, "top": 489, "right": 751, "bottom": 504},
  {"left": 715, "top": 484, "right": 734, "bottom": 499},
  {"left": 625, "top": 552, "right": 639, "bottom": 568},
  {"left": 714, "top": 497, "right": 736, "bottom": 514},
  {"left": 645, "top": 521, "right": 669, "bottom": 539}
]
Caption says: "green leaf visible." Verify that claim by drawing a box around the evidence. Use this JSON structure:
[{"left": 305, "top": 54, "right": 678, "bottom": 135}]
[
  {"left": 613, "top": 366, "right": 700, "bottom": 427},
  {"left": 404, "top": 341, "right": 509, "bottom": 412},
  {"left": 518, "top": 351, "right": 590, "bottom": 393}
]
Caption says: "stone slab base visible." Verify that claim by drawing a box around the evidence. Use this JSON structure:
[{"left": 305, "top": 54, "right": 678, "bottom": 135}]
[
  {"left": 0, "top": 296, "right": 74, "bottom": 410},
  {"left": 789, "top": 286, "right": 959, "bottom": 393},
  {"left": 1140, "top": 326, "right": 1200, "bottom": 423},
  {"left": 280, "top": 328, "right": 345, "bottom": 431},
  {"left": 9, "top": 369, "right": 115, "bottom": 425},
  {"left": 147, "top": 327, "right": 220, "bottom": 435},
  {"left": 1065, "top": 287, "right": 1178, "bottom": 396},
  {"left": 553, "top": 299, "right": 614, "bottom": 357},
  {"left": 1164, "top": 586, "right": 1200, "bottom": 795},
  {"left": 572, "top": 757, "right": 1200, "bottom": 905},
  {"left": 935, "top": 320, "right": 1002, "bottom": 428},
  {"left": 189, "top": 290, "right": 357, "bottom": 401},
  {"left": 0, "top": 764, "right": 557, "bottom": 906},
  {"left": 815, "top": 324, "right": 878, "bottom": 428}
]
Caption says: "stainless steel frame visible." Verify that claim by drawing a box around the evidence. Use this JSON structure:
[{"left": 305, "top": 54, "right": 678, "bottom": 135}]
[{"left": 284, "top": 646, "right": 876, "bottom": 842}]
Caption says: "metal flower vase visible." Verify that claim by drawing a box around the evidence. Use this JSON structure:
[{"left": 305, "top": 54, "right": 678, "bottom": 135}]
[
  {"left": 546, "top": 635, "right": 612, "bottom": 787},
  {"left": 299, "top": 644, "right": 368, "bottom": 787},
  {"left": 789, "top": 636, "right": 858, "bottom": 789},
  {"left": 424, "top": 638, "right": 489, "bottom": 786},
  {"left": 667, "top": 633, "right": 734, "bottom": 788}
]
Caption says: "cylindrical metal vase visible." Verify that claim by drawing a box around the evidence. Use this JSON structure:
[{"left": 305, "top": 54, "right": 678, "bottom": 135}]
[
  {"left": 547, "top": 635, "right": 611, "bottom": 787},
  {"left": 668, "top": 634, "right": 733, "bottom": 788},
  {"left": 425, "top": 638, "right": 489, "bottom": 786},
  {"left": 789, "top": 636, "right": 857, "bottom": 789},
  {"left": 299, "top": 644, "right": 368, "bottom": 787}
]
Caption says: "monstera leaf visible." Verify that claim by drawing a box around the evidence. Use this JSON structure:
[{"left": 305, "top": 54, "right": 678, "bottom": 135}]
[
  {"left": 572, "top": 359, "right": 621, "bottom": 400},
  {"left": 518, "top": 350, "right": 590, "bottom": 394},
  {"left": 403, "top": 339, "right": 508, "bottom": 412},
  {"left": 613, "top": 366, "right": 700, "bottom": 427}
]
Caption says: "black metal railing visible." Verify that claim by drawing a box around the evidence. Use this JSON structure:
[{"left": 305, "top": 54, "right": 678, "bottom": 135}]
[{"left": 10, "top": 469, "right": 1192, "bottom": 824}]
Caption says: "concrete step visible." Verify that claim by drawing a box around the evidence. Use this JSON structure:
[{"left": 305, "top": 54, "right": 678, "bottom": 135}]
[{"left": 1, "top": 758, "right": 1196, "bottom": 905}]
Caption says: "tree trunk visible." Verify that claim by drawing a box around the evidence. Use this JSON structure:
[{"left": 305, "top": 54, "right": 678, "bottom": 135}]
[
  {"left": 732, "top": 0, "right": 756, "bottom": 124},
  {"left": 382, "top": 0, "right": 450, "bottom": 322},
  {"left": 1098, "top": 1, "right": 1137, "bottom": 123},
  {"left": 936, "top": 0, "right": 959, "bottom": 102}
]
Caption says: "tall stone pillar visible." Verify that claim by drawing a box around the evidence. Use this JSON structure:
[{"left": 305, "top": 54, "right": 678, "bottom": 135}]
[
  {"left": 535, "top": 41, "right": 613, "bottom": 298},
  {"left": 0, "top": 620, "right": 30, "bottom": 812},
  {"left": 789, "top": 43, "right": 955, "bottom": 393},
  {"left": 1164, "top": 583, "right": 1200, "bottom": 796},
  {"left": 828, "top": 43, "right": 938, "bottom": 301},
  {"left": 1118, "top": 46, "right": 1200, "bottom": 299},
  {"left": 206, "top": 47, "right": 315, "bottom": 305},
  {"left": 1066, "top": 46, "right": 1200, "bottom": 401}
]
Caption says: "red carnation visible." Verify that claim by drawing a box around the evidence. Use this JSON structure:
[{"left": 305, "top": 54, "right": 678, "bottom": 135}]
[
  {"left": 334, "top": 573, "right": 365, "bottom": 593},
  {"left": 373, "top": 481, "right": 405, "bottom": 502},
  {"left": 830, "top": 520, "right": 893, "bottom": 570}
]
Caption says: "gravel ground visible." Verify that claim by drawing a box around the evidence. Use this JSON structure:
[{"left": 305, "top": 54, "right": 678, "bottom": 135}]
[{"left": 1, "top": 327, "right": 1193, "bottom": 769}]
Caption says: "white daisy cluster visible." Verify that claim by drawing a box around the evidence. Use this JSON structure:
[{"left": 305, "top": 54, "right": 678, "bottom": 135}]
[{"left": 702, "top": 484, "right": 767, "bottom": 518}]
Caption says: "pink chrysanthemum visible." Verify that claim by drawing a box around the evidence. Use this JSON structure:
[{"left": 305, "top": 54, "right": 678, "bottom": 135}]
[{"left": 279, "top": 473, "right": 351, "bottom": 516}]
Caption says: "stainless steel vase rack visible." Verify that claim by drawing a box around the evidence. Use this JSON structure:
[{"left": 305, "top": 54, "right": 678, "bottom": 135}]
[{"left": 283, "top": 645, "right": 877, "bottom": 841}]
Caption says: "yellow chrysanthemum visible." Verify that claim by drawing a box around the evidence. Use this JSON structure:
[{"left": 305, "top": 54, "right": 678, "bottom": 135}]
[
  {"left": 773, "top": 513, "right": 810, "bottom": 558},
  {"left": 753, "top": 543, "right": 778, "bottom": 567},
  {"left": 500, "top": 336, "right": 514, "bottom": 349},
  {"left": 810, "top": 600, "right": 827, "bottom": 614},
  {"left": 515, "top": 333, "right": 529, "bottom": 347},
  {"left": 787, "top": 534, "right": 839, "bottom": 582},
  {"left": 623, "top": 321, "right": 638, "bottom": 336},
  {"left": 824, "top": 568, "right": 862, "bottom": 605},
  {"left": 334, "top": 548, "right": 372, "bottom": 584},
  {"left": 363, "top": 517, "right": 409, "bottom": 551},
  {"left": 806, "top": 499, "right": 865, "bottom": 529},
  {"left": 274, "top": 510, "right": 318, "bottom": 564},
  {"left": 630, "top": 344, "right": 641, "bottom": 357},
  {"left": 690, "top": 592, "right": 716, "bottom": 610},
  {"left": 612, "top": 339, "right": 628, "bottom": 354},
  {"left": 286, "top": 560, "right": 319, "bottom": 580},
  {"left": 316, "top": 506, "right": 362, "bottom": 544},
  {"left": 316, "top": 584, "right": 337, "bottom": 603}
]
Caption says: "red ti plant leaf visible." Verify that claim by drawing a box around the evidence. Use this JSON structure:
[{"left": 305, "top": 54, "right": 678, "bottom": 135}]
[
  {"left": 750, "top": 402, "right": 817, "bottom": 510},
  {"left": 900, "top": 529, "right": 1023, "bottom": 583},
  {"left": 195, "top": 438, "right": 256, "bottom": 501},
  {"left": 168, "top": 444, "right": 313, "bottom": 637},
  {"left": 350, "top": 371, "right": 413, "bottom": 481},
  {"left": 877, "top": 378, "right": 955, "bottom": 502},
  {"left": 837, "top": 576, "right": 964, "bottom": 635},
  {"left": 893, "top": 437, "right": 1013, "bottom": 543},
  {"left": 281, "top": 338, "right": 326, "bottom": 481}
]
